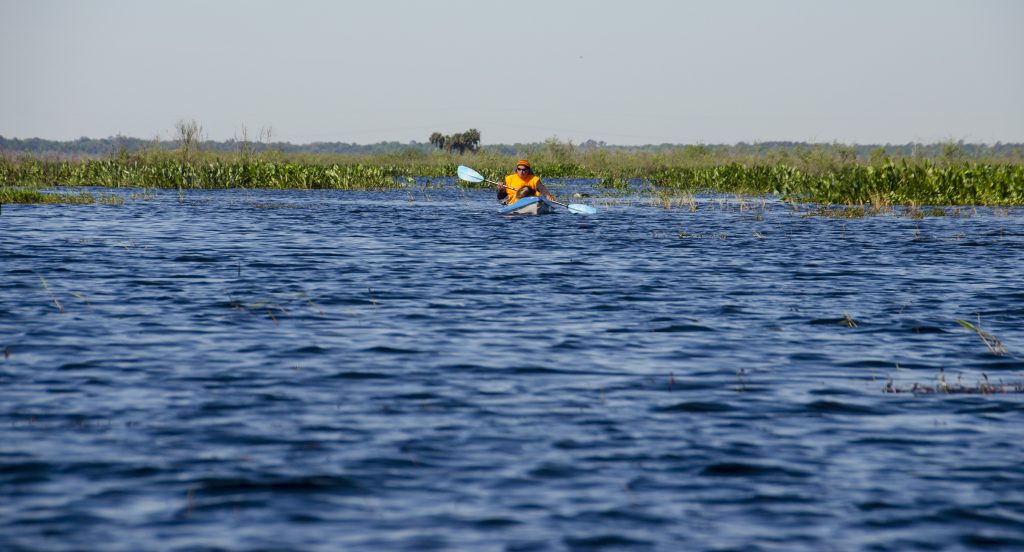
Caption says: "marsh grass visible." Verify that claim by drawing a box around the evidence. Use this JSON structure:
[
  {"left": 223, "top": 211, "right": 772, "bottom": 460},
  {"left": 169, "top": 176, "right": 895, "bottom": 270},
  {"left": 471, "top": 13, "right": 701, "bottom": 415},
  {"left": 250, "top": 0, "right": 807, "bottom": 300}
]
[
  {"left": 1, "top": 153, "right": 413, "bottom": 192},
  {"left": 227, "top": 292, "right": 327, "bottom": 324},
  {"left": 101, "top": 194, "right": 125, "bottom": 206},
  {"left": 39, "top": 276, "right": 64, "bottom": 313},
  {"left": 0, "top": 186, "right": 119, "bottom": 205},
  {"left": 651, "top": 191, "right": 697, "bottom": 211},
  {"left": 3, "top": 140, "right": 1023, "bottom": 205},
  {"left": 801, "top": 204, "right": 964, "bottom": 219},
  {"left": 885, "top": 370, "right": 1022, "bottom": 394},
  {"left": 803, "top": 206, "right": 869, "bottom": 219},
  {"left": 128, "top": 188, "right": 158, "bottom": 201},
  {"left": 956, "top": 318, "right": 1007, "bottom": 355}
]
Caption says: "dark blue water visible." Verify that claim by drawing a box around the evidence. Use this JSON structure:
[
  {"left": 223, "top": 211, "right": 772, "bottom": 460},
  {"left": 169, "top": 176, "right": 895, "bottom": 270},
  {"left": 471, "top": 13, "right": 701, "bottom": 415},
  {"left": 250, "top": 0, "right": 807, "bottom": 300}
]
[{"left": 3, "top": 184, "right": 1024, "bottom": 551}]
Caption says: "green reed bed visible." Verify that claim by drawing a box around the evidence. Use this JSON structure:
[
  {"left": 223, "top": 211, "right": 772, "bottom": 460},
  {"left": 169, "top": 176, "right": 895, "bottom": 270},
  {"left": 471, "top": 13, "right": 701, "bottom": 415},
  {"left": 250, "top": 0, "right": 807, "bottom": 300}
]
[
  {"left": 0, "top": 156, "right": 415, "bottom": 190},
  {"left": 2, "top": 147, "right": 1023, "bottom": 206},
  {"left": 642, "top": 161, "right": 1024, "bottom": 206}
]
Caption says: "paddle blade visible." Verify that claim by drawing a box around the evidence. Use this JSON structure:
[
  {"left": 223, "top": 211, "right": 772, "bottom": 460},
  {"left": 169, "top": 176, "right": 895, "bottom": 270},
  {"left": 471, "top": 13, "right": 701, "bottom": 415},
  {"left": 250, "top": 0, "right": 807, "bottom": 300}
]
[
  {"left": 567, "top": 203, "right": 597, "bottom": 215},
  {"left": 457, "top": 165, "right": 486, "bottom": 183}
]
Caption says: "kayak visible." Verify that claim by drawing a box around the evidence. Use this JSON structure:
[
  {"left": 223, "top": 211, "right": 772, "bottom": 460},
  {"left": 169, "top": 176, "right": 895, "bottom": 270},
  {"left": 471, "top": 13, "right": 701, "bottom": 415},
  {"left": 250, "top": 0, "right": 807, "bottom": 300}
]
[
  {"left": 498, "top": 196, "right": 558, "bottom": 215},
  {"left": 457, "top": 165, "right": 597, "bottom": 216}
]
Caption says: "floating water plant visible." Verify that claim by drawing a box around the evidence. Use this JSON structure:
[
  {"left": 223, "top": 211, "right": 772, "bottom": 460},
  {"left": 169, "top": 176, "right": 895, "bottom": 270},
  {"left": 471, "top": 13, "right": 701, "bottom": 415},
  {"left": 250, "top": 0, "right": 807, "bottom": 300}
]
[
  {"left": 0, "top": 186, "right": 118, "bottom": 205},
  {"left": 884, "top": 370, "right": 1022, "bottom": 394},
  {"left": 802, "top": 206, "right": 868, "bottom": 219},
  {"left": 39, "top": 276, "right": 64, "bottom": 312},
  {"left": 227, "top": 292, "right": 325, "bottom": 322},
  {"left": 955, "top": 318, "right": 1007, "bottom": 355}
]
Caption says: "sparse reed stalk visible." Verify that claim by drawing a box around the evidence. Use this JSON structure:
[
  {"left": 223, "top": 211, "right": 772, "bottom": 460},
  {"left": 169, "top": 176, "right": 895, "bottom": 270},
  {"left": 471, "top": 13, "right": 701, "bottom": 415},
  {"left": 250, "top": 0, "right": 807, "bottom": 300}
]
[
  {"left": 884, "top": 370, "right": 1022, "bottom": 394},
  {"left": 955, "top": 318, "right": 1007, "bottom": 355},
  {"left": 39, "top": 276, "right": 64, "bottom": 312}
]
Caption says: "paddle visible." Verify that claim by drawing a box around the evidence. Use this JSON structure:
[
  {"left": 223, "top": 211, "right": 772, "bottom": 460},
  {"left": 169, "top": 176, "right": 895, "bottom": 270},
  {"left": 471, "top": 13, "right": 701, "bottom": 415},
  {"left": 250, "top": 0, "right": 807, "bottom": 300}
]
[{"left": 457, "top": 165, "right": 597, "bottom": 215}]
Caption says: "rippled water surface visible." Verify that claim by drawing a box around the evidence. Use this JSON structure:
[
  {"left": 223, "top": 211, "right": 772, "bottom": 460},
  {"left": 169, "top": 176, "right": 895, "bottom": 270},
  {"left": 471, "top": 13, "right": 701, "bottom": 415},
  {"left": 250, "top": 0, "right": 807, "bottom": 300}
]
[{"left": 3, "top": 185, "right": 1024, "bottom": 551}]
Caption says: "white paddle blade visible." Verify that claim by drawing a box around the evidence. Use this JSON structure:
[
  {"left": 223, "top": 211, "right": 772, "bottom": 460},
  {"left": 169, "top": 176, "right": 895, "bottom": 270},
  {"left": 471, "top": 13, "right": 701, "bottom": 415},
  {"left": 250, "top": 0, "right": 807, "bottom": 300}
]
[
  {"left": 457, "top": 165, "right": 486, "bottom": 183},
  {"left": 567, "top": 203, "right": 597, "bottom": 215}
]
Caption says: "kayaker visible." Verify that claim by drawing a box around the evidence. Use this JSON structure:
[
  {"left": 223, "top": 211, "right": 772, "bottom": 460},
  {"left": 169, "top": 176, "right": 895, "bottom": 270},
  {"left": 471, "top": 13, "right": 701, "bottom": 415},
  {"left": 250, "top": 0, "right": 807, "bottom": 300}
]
[{"left": 497, "top": 160, "right": 554, "bottom": 205}]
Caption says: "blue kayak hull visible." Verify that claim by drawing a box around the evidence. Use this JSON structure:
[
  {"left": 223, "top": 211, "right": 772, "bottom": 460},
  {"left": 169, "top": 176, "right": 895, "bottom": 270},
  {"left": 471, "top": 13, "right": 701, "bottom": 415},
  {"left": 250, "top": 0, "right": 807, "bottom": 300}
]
[{"left": 498, "top": 196, "right": 558, "bottom": 215}]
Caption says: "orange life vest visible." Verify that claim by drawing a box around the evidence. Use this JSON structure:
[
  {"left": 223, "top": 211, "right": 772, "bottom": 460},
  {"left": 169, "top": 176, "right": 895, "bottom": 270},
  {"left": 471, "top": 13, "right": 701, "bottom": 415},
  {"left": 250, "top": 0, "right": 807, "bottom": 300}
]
[{"left": 503, "top": 173, "right": 544, "bottom": 203}]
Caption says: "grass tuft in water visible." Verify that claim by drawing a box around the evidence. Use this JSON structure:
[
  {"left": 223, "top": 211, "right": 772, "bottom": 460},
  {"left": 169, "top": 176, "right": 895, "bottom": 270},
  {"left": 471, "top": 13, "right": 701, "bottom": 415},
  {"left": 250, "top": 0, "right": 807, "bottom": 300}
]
[
  {"left": 39, "top": 276, "right": 64, "bottom": 312},
  {"left": 0, "top": 187, "right": 117, "bottom": 205},
  {"left": 955, "top": 318, "right": 1007, "bottom": 355},
  {"left": 885, "top": 370, "right": 1022, "bottom": 394}
]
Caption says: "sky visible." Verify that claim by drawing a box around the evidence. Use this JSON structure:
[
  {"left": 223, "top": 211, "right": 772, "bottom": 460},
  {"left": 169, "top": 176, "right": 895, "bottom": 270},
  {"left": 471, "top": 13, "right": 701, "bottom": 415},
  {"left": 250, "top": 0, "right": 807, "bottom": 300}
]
[{"left": 1, "top": 0, "right": 1022, "bottom": 146}]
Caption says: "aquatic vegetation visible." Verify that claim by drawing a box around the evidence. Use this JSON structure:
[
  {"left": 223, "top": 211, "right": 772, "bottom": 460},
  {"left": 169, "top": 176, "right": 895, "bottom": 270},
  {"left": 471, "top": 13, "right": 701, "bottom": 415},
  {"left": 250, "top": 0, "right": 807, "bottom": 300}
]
[
  {"left": 226, "top": 291, "right": 328, "bottom": 324},
  {"left": 780, "top": 162, "right": 1024, "bottom": 206},
  {"left": 1, "top": 155, "right": 411, "bottom": 191},
  {"left": 0, "top": 186, "right": 116, "bottom": 205},
  {"left": 597, "top": 175, "right": 631, "bottom": 190},
  {"left": 2, "top": 144, "right": 1023, "bottom": 205},
  {"left": 956, "top": 318, "right": 1007, "bottom": 355},
  {"left": 128, "top": 188, "right": 158, "bottom": 201},
  {"left": 39, "top": 276, "right": 64, "bottom": 313},
  {"left": 803, "top": 206, "right": 869, "bottom": 219},
  {"left": 648, "top": 161, "right": 1024, "bottom": 207},
  {"left": 652, "top": 191, "right": 696, "bottom": 210},
  {"left": 884, "top": 370, "right": 1022, "bottom": 394}
]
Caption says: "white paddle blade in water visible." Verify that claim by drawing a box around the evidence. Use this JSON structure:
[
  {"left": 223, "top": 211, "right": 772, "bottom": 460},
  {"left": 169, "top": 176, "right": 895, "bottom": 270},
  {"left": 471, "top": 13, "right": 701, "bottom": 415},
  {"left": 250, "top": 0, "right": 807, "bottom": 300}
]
[
  {"left": 457, "top": 165, "right": 486, "bottom": 183},
  {"left": 567, "top": 203, "right": 597, "bottom": 215}
]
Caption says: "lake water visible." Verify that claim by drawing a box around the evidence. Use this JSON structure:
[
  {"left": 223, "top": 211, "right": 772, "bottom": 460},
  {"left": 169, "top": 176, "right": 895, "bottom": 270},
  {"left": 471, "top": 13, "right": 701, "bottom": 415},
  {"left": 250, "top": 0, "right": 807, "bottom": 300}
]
[{"left": 2, "top": 182, "right": 1023, "bottom": 551}]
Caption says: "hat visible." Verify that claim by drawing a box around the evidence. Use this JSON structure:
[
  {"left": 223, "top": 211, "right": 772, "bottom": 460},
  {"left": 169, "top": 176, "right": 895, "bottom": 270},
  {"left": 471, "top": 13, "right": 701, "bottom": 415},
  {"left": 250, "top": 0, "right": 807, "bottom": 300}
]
[{"left": 516, "top": 159, "right": 531, "bottom": 169}]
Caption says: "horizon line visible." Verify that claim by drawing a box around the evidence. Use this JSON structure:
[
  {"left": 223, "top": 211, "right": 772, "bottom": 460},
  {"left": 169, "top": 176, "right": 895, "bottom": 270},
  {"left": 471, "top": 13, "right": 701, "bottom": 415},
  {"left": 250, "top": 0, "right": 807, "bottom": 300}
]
[{"left": 3, "top": 134, "right": 1023, "bottom": 148}]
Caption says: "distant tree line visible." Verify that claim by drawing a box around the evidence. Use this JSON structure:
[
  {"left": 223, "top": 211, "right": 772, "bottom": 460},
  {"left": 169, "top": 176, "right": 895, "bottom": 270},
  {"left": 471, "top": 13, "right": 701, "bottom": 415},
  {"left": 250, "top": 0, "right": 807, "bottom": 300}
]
[
  {"left": 0, "top": 135, "right": 437, "bottom": 158},
  {"left": 428, "top": 129, "right": 481, "bottom": 154},
  {"left": 2, "top": 134, "right": 1022, "bottom": 162},
  {"left": 563, "top": 140, "right": 1024, "bottom": 160}
]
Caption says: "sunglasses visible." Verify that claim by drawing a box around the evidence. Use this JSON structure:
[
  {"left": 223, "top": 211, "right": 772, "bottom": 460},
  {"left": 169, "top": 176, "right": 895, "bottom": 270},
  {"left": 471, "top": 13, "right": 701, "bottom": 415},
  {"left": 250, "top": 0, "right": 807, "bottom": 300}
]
[{"left": 516, "top": 166, "right": 530, "bottom": 171}]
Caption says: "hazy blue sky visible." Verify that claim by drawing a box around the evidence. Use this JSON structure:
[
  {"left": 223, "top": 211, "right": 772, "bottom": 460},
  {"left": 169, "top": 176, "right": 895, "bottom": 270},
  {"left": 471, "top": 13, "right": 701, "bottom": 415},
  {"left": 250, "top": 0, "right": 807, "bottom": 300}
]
[{"left": 2, "top": 0, "right": 1021, "bottom": 145}]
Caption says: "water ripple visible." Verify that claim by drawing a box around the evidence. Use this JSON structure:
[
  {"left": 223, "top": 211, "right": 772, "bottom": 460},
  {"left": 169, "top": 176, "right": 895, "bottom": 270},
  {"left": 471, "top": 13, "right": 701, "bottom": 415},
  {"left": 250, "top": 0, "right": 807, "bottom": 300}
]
[{"left": 1, "top": 189, "right": 1022, "bottom": 550}]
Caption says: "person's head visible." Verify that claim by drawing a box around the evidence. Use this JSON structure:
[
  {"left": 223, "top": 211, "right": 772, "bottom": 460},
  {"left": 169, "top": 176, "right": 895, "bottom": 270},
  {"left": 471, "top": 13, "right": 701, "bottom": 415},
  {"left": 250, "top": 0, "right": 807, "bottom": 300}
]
[{"left": 515, "top": 160, "right": 532, "bottom": 176}]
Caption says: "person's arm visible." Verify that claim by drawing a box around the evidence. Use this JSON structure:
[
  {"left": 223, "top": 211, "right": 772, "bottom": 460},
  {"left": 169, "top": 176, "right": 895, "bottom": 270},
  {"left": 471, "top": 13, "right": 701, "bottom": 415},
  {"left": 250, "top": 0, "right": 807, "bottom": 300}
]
[{"left": 537, "top": 181, "right": 554, "bottom": 201}]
